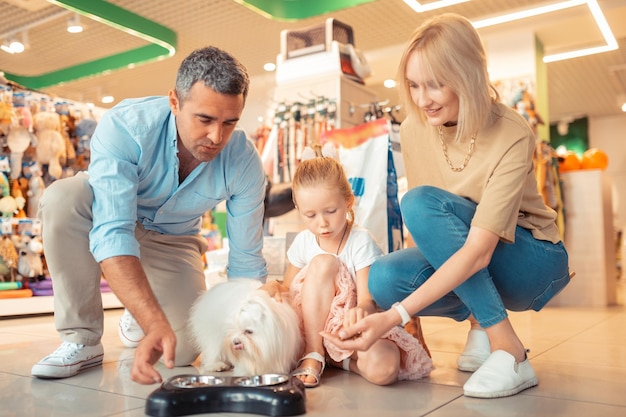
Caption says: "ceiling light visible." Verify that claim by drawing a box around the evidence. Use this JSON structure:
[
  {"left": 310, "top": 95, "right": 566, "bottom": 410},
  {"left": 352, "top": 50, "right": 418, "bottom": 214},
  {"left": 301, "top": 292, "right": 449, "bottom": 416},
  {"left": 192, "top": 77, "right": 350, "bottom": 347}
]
[
  {"left": 622, "top": 102, "right": 626, "bottom": 112},
  {"left": 470, "top": 0, "right": 617, "bottom": 63},
  {"left": 472, "top": 0, "right": 585, "bottom": 28},
  {"left": 402, "top": 0, "right": 470, "bottom": 13},
  {"left": 67, "top": 13, "right": 84, "bottom": 33},
  {"left": 543, "top": 0, "right": 617, "bottom": 62},
  {"left": 1, "top": 40, "right": 14, "bottom": 54},
  {"left": 101, "top": 95, "right": 114, "bottom": 104},
  {"left": 263, "top": 62, "right": 276, "bottom": 72},
  {"left": 1, "top": 30, "right": 28, "bottom": 54},
  {"left": 383, "top": 79, "right": 396, "bottom": 88},
  {"left": 9, "top": 38, "right": 25, "bottom": 53}
]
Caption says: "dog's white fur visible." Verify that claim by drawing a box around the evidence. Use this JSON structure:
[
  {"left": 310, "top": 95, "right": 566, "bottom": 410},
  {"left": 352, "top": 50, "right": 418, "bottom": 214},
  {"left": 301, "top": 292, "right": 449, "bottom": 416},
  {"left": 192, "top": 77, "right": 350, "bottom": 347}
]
[{"left": 189, "top": 280, "right": 302, "bottom": 376}]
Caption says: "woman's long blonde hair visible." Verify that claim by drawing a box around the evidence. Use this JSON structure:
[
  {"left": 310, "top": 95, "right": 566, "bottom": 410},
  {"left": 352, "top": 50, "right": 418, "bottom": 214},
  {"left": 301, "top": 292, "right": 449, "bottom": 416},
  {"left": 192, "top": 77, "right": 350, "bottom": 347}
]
[
  {"left": 292, "top": 144, "right": 355, "bottom": 227},
  {"left": 397, "top": 13, "right": 500, "bottom": 141}
]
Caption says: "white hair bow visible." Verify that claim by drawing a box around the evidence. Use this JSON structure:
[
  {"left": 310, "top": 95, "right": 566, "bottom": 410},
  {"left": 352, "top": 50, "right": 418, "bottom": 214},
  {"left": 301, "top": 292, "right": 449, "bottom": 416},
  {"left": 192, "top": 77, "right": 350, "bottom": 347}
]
[{"left": 300, "top": 142, "right": 338, "bottom": 161}]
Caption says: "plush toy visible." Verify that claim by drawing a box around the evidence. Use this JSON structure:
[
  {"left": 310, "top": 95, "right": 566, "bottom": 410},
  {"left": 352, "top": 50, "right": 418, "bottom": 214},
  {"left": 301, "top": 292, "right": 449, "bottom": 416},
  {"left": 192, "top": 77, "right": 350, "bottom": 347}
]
[
  {"left": 74, "top": 116, "right": 97, "bottom": 154},
  {"left": 0, "top": 235, "right": 18, "bottom": 282},
  {"left": 0, "top": 86, "right": 15, "bottom": 138},
  {"left": 33, "top": 111, "right": 66, "bottom": 180},
  {"left": 56, "top": 102, "right": 77, "bottom": 168},
  {"left": 5, "top": 93, "right": 36, "bottom": 179},
  {"left": 74, "top": 116, "right": 97, "bottom": 171},
  {"left": 13, "top": 234, "right": 44, "bottom": 283},
  {"left": 510, "top": 83, "right": 544, "bottom": 135},
  {"left": 0, "top": 170, "right": 9, "bottom": 198},
  {"left": 27, "top": 164, "right": 45, "bottom": 219},
  {"left": 7, "top": 124, "right": 35, "bottom": 180},
  {"left": 0, "top": 169, "right": 20, "bottom": 218},
  {"left": 10, "top": 180, "right": 26, "bottom": 218},
  {"left": 0, "top": 196, "right": 19, "bottom": 218}
]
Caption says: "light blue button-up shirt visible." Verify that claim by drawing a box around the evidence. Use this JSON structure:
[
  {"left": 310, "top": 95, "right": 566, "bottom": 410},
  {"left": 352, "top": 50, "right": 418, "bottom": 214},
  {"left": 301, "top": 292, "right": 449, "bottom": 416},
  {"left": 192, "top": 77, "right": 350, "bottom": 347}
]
[{"left": 87, "top": 96, "right": 267, "bottom": 279}]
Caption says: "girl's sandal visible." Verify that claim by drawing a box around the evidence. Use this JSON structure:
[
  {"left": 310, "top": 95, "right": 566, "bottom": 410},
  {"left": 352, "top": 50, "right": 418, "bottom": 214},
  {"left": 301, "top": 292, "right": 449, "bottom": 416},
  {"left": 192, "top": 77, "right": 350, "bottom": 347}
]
[
  {"left": 291, "top": 352, "right": 325, "bottom": 388},
  {"left": 328, "top": 356, "right": 351, "bottom": 372}
]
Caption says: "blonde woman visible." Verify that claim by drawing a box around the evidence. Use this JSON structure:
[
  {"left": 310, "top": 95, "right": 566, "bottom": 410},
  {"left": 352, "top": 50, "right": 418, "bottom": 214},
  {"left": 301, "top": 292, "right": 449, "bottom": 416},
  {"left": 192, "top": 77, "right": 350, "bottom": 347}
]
[{"left": 323, "top": 13, "right": 571, "bottom": 399}]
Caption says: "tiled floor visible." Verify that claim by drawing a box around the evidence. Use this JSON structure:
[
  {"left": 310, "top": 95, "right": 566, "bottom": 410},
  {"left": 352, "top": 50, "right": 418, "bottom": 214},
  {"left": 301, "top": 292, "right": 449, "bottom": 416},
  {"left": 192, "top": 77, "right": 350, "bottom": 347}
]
[{"left": 1, "top": 281, "right": 625, "bottom": 417}]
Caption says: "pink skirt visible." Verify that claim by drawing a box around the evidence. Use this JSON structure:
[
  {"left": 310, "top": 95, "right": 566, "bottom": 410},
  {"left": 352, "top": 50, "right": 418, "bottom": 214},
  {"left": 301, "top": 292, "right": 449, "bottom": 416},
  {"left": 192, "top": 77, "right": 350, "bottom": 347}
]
[{"left": 289, "top": 263, "right": 433, "bottom": 381}]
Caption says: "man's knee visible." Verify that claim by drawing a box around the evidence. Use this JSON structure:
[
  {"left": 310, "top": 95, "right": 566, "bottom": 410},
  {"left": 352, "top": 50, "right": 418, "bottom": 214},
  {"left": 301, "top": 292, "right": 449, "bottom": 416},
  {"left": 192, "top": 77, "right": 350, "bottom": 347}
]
[{"left": 40, "top": 174, "right": 92, "bottom": 217}]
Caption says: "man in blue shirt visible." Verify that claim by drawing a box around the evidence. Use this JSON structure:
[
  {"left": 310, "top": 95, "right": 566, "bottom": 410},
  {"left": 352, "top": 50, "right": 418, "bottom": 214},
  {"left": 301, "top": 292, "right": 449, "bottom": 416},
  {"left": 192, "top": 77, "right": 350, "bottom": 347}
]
[{"left": 31, "top": 46, "right": 268, "bottom": 384}]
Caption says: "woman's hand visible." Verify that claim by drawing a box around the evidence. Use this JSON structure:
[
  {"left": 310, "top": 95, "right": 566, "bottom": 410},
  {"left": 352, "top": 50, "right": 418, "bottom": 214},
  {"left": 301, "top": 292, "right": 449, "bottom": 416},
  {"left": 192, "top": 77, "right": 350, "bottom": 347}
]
[{"left": 321, "top": 308, "right": 399, "bottom": 352}]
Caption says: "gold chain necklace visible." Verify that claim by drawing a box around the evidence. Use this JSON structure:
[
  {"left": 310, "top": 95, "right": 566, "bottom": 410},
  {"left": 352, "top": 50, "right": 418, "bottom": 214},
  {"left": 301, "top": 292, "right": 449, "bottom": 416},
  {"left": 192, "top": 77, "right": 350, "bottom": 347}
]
[{"left": 438, "top": 126, "right": 476, "bottom": 172}]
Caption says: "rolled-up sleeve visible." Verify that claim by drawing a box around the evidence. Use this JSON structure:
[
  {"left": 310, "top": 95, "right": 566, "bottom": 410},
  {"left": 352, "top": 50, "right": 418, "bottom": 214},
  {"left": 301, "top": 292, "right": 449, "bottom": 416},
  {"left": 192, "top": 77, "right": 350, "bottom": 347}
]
[{"left": 223, "top": 133, "right": 268, "bottom": 279}]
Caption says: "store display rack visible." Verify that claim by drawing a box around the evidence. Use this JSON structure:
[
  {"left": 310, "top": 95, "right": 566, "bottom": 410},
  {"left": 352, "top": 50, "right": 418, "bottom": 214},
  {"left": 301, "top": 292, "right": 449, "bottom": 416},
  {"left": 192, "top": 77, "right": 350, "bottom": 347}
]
[{"left": 0, "top": 291, "right": 122, "bottom": 317}]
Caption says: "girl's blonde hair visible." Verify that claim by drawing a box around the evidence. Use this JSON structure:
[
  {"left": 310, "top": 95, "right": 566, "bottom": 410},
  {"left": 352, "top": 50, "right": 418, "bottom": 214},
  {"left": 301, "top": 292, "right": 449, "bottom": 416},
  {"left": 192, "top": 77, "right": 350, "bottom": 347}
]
[
  {"left": 396, "top": 13, "right": 500, "bottom": 141},
  {"left": 292, "top": 144, "right": 355, "bottom": 227}
]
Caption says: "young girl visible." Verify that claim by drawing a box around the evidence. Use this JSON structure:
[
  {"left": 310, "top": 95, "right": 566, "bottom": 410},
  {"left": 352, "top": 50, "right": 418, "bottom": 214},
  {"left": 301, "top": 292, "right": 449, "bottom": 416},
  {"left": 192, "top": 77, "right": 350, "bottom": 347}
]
[{"left": 264, "top": 143, "right": 432, "bottom": 388}]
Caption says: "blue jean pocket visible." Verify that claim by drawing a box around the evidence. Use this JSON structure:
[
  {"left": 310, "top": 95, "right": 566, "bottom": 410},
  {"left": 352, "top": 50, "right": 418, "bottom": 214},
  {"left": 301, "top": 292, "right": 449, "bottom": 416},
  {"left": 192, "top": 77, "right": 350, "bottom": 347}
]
[{"left": 528, "top": 272, "right": 572, "bottom": 311}]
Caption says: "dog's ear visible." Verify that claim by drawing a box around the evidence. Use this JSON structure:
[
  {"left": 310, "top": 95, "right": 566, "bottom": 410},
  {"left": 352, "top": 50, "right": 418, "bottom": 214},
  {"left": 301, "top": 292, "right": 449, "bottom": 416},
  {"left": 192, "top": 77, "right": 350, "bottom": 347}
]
[{"left": 240, "top": 301, "right": 265, "bottom": 322}]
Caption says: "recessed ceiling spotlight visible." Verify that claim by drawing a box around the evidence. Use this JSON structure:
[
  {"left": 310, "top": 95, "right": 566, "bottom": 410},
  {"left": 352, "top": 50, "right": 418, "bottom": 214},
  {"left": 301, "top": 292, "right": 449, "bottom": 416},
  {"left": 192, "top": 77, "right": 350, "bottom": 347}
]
[
  {"left": 67, "top": 14, "right": 84, "bottom": 33},
  {"left": 9, "top": 38, "right": 25, "bottom": 53},
  {"left": 1, "top": 40, "right": 14, "bottom": 54},
  {"left": 263, "top": 62, "right": 276, "bottom": 72}
]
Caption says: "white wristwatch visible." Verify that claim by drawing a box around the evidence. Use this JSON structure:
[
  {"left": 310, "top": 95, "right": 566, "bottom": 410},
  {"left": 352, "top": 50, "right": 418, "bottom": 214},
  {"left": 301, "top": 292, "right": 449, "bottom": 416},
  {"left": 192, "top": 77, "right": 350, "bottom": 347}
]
[{"left": 392, "top": 302, "right": 411, "bottom": 326}]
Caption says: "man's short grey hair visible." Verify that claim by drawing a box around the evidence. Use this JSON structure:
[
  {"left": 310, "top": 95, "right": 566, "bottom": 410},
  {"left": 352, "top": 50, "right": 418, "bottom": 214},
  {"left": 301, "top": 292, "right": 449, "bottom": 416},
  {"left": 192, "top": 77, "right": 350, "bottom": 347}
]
[{"left": 175, "top": 46, "right": 250, "bottom": 104}]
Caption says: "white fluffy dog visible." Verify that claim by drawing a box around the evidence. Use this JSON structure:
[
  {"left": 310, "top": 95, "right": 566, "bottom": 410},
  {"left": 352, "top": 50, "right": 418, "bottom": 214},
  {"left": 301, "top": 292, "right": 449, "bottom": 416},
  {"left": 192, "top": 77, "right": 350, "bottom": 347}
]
[{"left": 189, "top": 279, "right": 302, "bottom": 376}]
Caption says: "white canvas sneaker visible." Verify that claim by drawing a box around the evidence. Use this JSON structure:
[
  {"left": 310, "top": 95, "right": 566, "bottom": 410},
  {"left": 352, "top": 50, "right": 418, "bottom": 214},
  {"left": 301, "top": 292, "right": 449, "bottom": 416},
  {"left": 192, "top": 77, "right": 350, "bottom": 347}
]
[
  {"left": 463, "top": 350, "right": 538, "bottom": 398},
  {"left": 31, "top": 342, "right": 104, "bottom": 378},
  {"left": 457, "top": 329, "right": 491, "bottom": 372},
  {"left": 118, "top": 309, "right": 144, "bottom": 348}
]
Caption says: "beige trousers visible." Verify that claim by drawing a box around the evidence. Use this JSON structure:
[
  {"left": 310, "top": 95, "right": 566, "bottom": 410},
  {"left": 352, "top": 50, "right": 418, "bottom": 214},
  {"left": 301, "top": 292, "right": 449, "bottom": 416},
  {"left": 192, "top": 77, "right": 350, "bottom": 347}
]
[{"left": 38, "top": 173, "right": 207, "bottom": 365}]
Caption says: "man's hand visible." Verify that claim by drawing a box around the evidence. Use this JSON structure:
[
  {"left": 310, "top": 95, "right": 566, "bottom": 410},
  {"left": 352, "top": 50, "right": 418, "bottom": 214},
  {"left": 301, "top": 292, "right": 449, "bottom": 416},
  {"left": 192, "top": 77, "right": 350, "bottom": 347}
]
[{"left": 130, "top": 322, "right": 177, "bottom": 384}]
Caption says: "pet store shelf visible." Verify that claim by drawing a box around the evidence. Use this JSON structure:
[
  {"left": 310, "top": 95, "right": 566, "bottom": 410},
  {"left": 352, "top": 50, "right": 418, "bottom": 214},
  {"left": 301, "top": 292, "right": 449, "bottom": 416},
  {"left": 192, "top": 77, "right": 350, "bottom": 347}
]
[{"left": 0, "top": 292, "right": 122, "bottom": 317}]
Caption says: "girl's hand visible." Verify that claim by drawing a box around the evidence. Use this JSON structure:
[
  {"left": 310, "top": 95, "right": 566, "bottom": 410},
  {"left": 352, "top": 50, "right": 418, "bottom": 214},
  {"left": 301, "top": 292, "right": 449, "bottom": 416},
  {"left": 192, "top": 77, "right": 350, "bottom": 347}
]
[
  {"left": 259, "top": 280, "right": 285, "bottom": 302},
  {"left": 343, "top": 306, "right": 368, "bottom": 328},
  {"left": 322, "top": 309, "right": 398, "bottom": 352}
]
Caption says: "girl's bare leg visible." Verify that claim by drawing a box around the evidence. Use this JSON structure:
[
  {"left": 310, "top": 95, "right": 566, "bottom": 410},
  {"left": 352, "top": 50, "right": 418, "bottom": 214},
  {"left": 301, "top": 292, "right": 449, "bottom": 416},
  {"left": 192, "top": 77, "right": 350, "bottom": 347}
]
[{"left": 297, "top": 255, "right": 339, "bottom": 385}]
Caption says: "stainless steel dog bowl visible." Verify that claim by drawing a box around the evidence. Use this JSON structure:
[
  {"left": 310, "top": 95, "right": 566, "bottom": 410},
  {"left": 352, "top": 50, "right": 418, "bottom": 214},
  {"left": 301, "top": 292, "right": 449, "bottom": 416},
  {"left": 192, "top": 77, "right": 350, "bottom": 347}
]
[
  {"left": 169, "top": 375, "right": 225, "bottom": 387},
  {"left": 145, "top": 374, "right": 306, "bottom": 417},
  {"left": 234, "top": 374, "right": 289, "bottom": 387}
]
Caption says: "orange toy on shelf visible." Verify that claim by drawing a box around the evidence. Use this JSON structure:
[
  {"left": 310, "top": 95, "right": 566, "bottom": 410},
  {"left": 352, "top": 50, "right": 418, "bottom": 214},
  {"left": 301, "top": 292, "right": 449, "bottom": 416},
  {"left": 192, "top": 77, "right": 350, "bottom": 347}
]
[
  {"left": 581, "top": 148, "right": 609, "bottom": 170},
  {"left": 558, "top": 150, "right": 581, "bottom": 172}
]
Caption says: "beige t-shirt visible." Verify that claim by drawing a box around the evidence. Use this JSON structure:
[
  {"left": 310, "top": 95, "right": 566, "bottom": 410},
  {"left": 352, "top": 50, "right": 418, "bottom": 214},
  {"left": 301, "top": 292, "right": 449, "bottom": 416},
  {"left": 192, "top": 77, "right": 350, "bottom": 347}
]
[{"left": 401, "top": 102, "right": 560, "bottom": 244}]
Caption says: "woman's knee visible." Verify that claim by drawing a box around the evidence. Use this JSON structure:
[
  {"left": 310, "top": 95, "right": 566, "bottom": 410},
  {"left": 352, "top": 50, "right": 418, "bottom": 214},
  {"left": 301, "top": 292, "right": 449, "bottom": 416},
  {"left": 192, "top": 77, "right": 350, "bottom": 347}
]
[
  {"left": 400, "top": 186, "right": 440, "bottom": 215},
  {"left": 368, "top": 257, "right": 395, "bottom": 304},
  {"left": 369, "top": 249, "right": 428, "bottom": 309}
]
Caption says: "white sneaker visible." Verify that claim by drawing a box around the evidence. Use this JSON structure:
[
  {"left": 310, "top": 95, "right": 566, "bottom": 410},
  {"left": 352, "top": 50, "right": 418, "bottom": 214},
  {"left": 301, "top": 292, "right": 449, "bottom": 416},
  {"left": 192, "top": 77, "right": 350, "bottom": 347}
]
[
  {"left": 31, "top": 342, "right": 104, "bottom": 378},
  {"left": 463, "top": 350, "right": 538, "bottom": 398},
  {"left": 118, "top": 309, "right": 144, "bottom": 348},
  {"left": 457, "top": 329, "right": 491, "bottom": 372}
]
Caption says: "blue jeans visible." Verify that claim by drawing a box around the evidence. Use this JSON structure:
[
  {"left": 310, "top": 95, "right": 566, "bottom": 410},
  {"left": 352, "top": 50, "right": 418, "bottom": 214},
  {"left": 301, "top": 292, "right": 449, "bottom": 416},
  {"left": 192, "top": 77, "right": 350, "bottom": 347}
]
[{"left": 369, "top": 186, "right": 571, "bottom": 328}]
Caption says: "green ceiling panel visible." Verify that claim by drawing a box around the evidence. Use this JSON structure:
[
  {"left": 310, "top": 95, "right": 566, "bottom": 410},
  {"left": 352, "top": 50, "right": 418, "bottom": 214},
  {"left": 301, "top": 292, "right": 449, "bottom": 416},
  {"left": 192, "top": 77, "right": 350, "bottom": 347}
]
[
  {"left": 4, "top": 0, "right": 177, "bottom": 90},
  {"left": 235, "top": 0, "right": 377, "bottom": 21}
]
